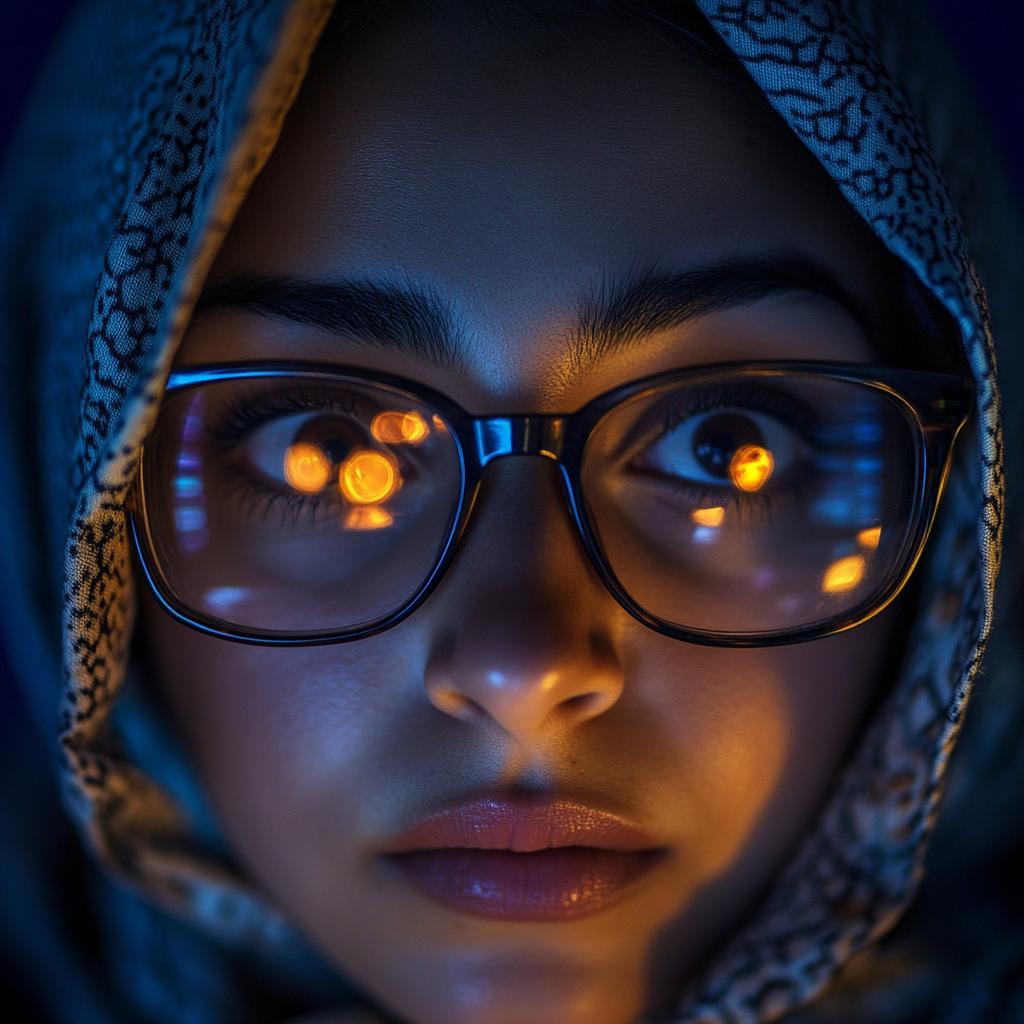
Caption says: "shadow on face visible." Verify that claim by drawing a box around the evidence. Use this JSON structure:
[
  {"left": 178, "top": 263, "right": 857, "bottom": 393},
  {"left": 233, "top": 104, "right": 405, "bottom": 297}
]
[{"left": 143, "top": 4, "right": 918, "bottom": 1023}]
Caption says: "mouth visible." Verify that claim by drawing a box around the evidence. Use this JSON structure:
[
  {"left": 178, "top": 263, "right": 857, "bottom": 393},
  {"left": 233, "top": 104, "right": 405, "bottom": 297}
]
[{"left": 380, "top": 796, "right": 667, "bottom": 921}]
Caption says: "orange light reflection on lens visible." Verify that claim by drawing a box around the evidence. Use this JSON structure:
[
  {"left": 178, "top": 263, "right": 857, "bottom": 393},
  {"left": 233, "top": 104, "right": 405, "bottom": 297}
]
[
  {"left": 339, "top": 450, "right": 399, "bottom": 504},
  {"left": 345, "top": 505, "right": 394, "bottom": 530},
  {"left": 822, "top": 554, "right": 866, "bottom": 593},
  {"left": 857, "top": 527, "right": 881, "bottom": 550},
  {"left": 691, "top": 506, "right": 725, "bottom": 527},
  {"left": 401, "top": 411, "right": 429, "bottom": 443},
  {"left": 372, "top": 410, "right": 429, "bottom": 445},
  {"left": 284, "top": 443, "right": 331, "bottom": 493},
  {"left": 729, "top": 445, "right": 774, "bottom": 492}
]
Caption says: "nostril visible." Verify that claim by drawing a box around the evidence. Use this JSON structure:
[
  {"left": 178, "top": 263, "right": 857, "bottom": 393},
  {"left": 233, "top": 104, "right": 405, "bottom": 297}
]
[
  {"left": 430, "top": 688, "right": 486, "bottom": 723},
  {"left": 564, "top": 692, "right": 596, "bottom": 708},
  {"left": 558, "top": 675, "right": 623, "bottom": 721},
  {"left": 559, "top": 691, "right": 604, "bottom": 716}
]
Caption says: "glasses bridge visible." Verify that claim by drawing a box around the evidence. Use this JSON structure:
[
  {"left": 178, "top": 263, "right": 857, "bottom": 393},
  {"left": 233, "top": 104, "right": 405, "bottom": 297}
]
[{"left": 473, "top": 417, "right": 566, "bottom": 465}]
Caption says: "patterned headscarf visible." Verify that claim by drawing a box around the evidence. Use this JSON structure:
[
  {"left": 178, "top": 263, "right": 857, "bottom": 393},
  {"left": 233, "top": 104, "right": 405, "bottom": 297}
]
[{"left": 0, "top": 1, "right": 1017, "bottom": 1021}]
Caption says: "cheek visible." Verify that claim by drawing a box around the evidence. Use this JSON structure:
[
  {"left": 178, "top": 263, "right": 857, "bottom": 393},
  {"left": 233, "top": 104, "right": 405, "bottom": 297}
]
[
  {"left": 621, "top": 610, "right": 889, "bottom": 885},
  {"left": 141, "top": 595, "right": 425, "bottom": 868},
  {"left": 619, "top": 639, "right": 790, "bottom": 881}
]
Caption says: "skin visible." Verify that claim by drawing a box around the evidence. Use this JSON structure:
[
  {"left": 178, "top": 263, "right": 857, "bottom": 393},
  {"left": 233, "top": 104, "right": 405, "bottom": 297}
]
[{"left": 143, "top": 8, "right": 908, "bottom": 1023}]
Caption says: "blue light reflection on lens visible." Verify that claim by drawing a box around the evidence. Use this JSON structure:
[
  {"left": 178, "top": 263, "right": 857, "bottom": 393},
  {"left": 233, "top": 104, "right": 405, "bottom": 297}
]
[
  {"left": 173, "top": 392, "right": 208, "bottom": 554},
  {"left": 809, "top": 399, "right": 883, "bottom": 529},
  {"left": 203, "top": 586, "right": 249, "bottom": 613}
]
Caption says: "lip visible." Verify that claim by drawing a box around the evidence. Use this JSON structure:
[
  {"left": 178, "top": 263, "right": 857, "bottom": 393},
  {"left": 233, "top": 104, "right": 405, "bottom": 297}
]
[{"left": 381, "top": 797, "right": 666, "bottom": 921}]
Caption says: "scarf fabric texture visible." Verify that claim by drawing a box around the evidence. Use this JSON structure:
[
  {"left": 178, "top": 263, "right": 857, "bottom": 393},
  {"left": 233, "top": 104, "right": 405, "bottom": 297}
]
[{"left": 0, "top": 1, "right": 1019, "bottom": 1022}]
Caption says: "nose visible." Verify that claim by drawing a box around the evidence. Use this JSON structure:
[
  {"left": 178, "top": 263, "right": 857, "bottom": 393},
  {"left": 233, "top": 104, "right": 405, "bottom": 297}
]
[{"left": 423, "top": 457, "right": 625, "bottom": 739}]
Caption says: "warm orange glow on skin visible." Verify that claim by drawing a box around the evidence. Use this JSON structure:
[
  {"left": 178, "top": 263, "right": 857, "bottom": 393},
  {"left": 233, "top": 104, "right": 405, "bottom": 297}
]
[
  {"left": 340, "top": 450, "right": 399, "bottom": 504},
  {"left": 284, "top": 443, "right": 331, "bottom": 493},
  {"left": 344, "top": 505, "right": 395, "bottom": 530},
  {"left": 822, "top": 554, "right": 866, "bottom": 593},
  {"left": 691, "top": 506, "right": 725, "bottom": 527},
  {"left": 729, "top": 445, "right": 774, "bottom": 492},
  {"left": 857, "top": 527, "right": 881, "bottom": 550},
  {"left": 372, "top": 410, "right": 430, "bottom": 445},
  {"left": 540, "top": 672, "right": 559, "bottom": 691}
]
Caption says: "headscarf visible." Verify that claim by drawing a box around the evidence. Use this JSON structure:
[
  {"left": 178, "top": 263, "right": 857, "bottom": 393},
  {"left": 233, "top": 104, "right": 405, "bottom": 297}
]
[{"left": 0, "top": 1, "right": 1019, "bottom": 1021}]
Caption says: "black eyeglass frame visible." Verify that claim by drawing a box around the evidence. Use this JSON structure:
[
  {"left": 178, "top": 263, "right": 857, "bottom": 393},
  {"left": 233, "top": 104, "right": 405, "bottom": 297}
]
[{"left": 130, "top": 360, "right": 973, "bottom": 648}]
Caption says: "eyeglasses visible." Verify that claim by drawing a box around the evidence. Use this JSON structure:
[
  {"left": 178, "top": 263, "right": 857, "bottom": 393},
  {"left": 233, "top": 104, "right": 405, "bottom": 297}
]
[{"left": 129, "top": 360, "right": 972, "bottom": 647}]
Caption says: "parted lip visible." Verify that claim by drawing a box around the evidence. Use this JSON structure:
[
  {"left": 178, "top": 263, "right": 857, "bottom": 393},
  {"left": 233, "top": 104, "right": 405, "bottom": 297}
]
[
  {"left": 381, "top": 795, "right": 660, "bottom": 853},
  {"left": 380, "top": 795, "right": 666, "bottom": 921}
]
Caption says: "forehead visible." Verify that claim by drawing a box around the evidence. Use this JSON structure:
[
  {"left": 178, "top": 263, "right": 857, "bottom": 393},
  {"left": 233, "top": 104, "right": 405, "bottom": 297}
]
[{"left": 203, "top": 8, "right": 890, "bottom": 406}]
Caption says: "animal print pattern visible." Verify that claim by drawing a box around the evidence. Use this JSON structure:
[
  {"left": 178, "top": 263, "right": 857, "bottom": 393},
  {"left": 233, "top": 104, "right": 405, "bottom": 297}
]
[
  {"left": 669, "top": 3, "right": 1003, "bottom": 1021},
  {"left": 59, "top": 0, "right": 335, "bottom": 946},
  {"left": 50, "top": 0, "right": 1002, "bottom": 1020}
]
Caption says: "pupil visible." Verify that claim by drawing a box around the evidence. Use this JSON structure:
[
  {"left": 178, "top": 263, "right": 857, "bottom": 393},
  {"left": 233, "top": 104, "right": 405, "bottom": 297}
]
[
  {"left": 693, "top": 413, "right": 763, "bottom": 478},
  {"left": 321, "top": 437, "right": 355, "bottom": 465},
  {"left": 295, "top": 416, "right": 364, "bottom": 467}
]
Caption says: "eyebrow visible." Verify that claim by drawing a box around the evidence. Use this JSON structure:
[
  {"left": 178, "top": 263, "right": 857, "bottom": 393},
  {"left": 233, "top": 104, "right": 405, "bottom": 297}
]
[
  {"left": 195, "top": 254, "right": 870, "bottom": 371},
  {"left": 567, "top": 254, "right": 872, "bottom": 371},
  {"left": 195, "top": 275, "right": 463, "bottom": 367}
]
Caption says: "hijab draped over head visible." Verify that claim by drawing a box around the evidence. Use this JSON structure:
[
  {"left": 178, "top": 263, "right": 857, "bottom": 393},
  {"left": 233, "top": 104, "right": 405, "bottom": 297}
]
[{"left": 0, "top": 1, "right": 1020, "bottom": 1022}]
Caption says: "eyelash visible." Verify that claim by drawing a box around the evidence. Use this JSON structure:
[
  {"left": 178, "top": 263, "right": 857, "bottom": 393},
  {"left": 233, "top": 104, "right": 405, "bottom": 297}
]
[
  {"left": 209, "top": 386, "right": 371, "bottom": 526},
  {"left": 657, "top": 381, "right": 812, "bottom": 435},
  {"left": 202, "top": 379, "right": 818, "bottom": 527},
  {"left": 210, "top": 385, "right": 366, "bottom": 449},
  {"left": 635, "top": 382, "right": 818, "bottom": 523}
]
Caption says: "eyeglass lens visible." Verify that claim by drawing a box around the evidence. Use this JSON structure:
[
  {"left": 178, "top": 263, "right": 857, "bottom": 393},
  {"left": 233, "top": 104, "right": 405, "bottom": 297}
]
[
  {"left": 143, "top": 372, "right": 916, "bottom": 637},
  {"left": 145, "top": 378, "right": 464, "bottom": 633},
  {"left": 581, "top": 375, "right": 914, "bottom": 634}
]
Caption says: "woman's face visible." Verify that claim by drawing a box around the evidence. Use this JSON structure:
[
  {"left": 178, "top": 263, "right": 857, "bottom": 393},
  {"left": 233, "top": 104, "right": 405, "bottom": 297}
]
[{"left": 144, "top": 10, "right": 904, "bottom": 1024}]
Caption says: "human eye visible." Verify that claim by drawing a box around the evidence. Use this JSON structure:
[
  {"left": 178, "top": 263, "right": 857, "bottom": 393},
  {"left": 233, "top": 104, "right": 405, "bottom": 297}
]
[
  {"left": 244, "top": 406, "right": 410, "bottom": 506},
  {"left": 582, "top": 371, "right": 913, "bottom": 635},
  {"left": 629, "top": 387, "right": 811, "bottom": 497},
  {"left": 144, "top": 376, "right": 465, "bottom": 631},
  {"left": 208, "top": 384, "right": 434, "bottom": 529}
]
